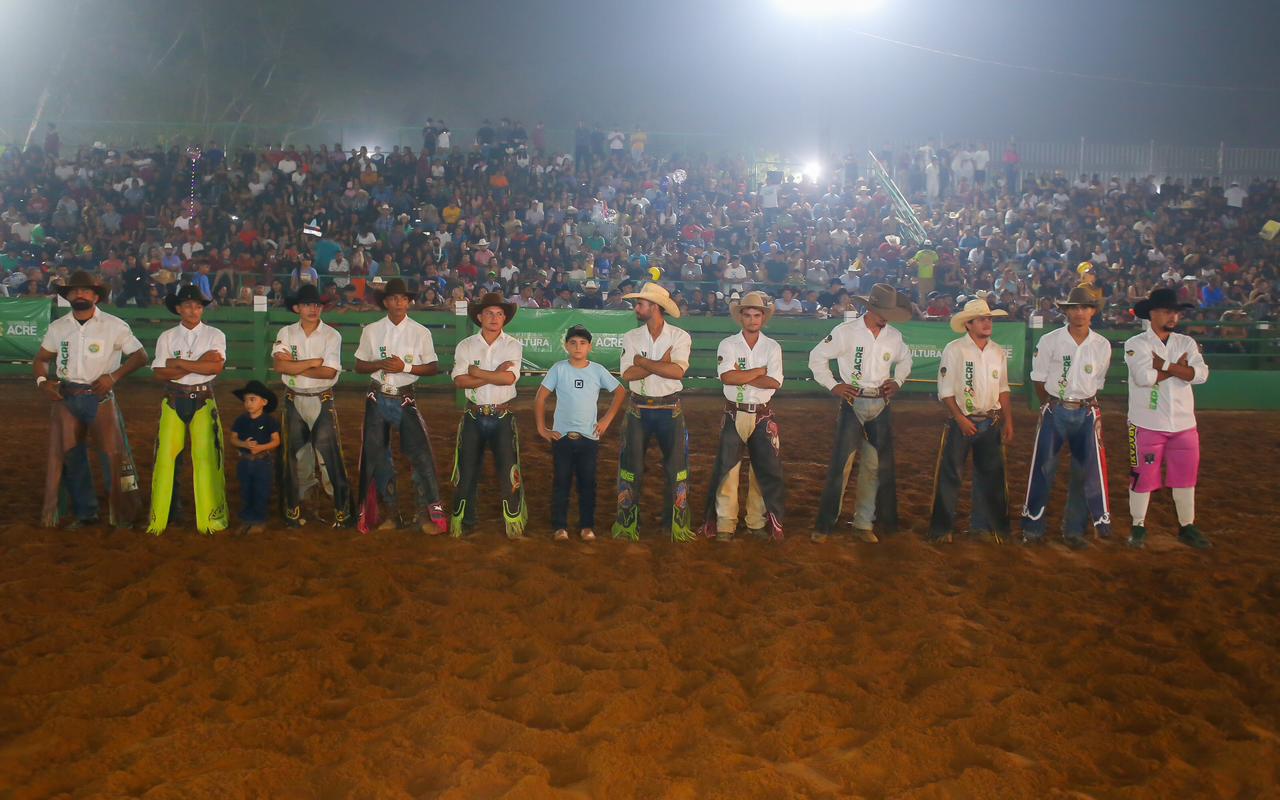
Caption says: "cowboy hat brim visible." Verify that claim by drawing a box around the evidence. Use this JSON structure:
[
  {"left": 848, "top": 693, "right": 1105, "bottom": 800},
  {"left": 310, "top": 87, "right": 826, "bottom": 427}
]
[
  {"left": 950, "top": 308, "right": 1009, "bottom": 333},
  {"left": 621, "top": 291, "right": 681, "bottom": 318},
  {"left": 852, "top": 295, "right": 913, "bottom": 324},
  {"left": 55, "top": 282, "right": 108, "bottom": 301},
  {"left": 287, "top": 293, "right": 335, "bottom": 313},
  {"left": 232, "top": 385, "right": 278, "bottom": 414},
  {"left": 164, "top": 291, "right": 212, "bottom": 314},
  {"left": 729, "top": 301, "right": 774, "bottom": 325},
  {"left": 1133, "top": 298, "right": 1195, "bottom": 319},
  {"left": 468, "top": 299, "right": 517, "bottom": 326}
]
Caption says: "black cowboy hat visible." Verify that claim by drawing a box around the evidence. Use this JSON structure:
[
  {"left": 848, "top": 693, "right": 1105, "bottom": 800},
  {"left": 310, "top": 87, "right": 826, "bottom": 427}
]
[
  {"left": 164, "top": 284, "right": 211, "bottom": 314},
  {"left": 468, "top": 292, "right": 517, "bottom": 326},
  {"left": 55, "top": 269, "right": 107, "bottom": 301},
  {"left": 232, "top": 379, "right": 278, "bottom": 414},
  {"left": 286, "top": 283, "right": 333, "bottom": 313},
  {"left": 1133, "top": 287, "right": 1195, "bottom": 320},
  {"left": 373, "top": 277, "right": 413, "bottom": 309}
]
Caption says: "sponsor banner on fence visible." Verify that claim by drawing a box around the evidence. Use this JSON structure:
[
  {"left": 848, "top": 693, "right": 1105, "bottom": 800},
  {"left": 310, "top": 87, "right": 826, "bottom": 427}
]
[
  {"left": 0, "top": 298, "right": 50, "bottom": 360},
  {"left": 503, "top": 309, "right": 634, "bottom": 371},
  {"left": 897, "top": 321, "right": 1025, "bottom": 386}
]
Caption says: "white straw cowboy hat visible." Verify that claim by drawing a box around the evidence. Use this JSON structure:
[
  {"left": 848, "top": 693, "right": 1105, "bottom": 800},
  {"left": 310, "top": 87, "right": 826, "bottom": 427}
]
[
  {"left": 730, "top": 291, "right": 774, "bottom": 325},
  {"left": 950, "top": 297, "right": 1009, "bottom": 333},
  {"left": 622, "top": 281, "right": 681, "bottom": 318},
  {"left": 853, "top": 283, "right": 913, "bottom": 323}
]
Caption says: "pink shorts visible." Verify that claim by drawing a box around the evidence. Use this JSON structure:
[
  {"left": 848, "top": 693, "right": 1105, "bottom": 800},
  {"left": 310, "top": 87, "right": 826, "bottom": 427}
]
[{"left": 1128, "top": 424, "right": 1199, "bottom": 492}]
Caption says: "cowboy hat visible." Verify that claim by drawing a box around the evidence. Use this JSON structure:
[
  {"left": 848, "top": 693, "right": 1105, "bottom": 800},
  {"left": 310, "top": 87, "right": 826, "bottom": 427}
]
[
  {"left": 468, "top": 292, "right": 517, "bottom": 326},
  {"left": 885, "top": 234, "right": 902, "bottom": 247},
  {"left": 1133, "top": 288, "right": 1194, "bottom": 320},
  {"left": 55, "top": 270, "right": 107, "bottom": 301},
  {"left": 286, "top": 283, "right": 333, "bottom": 313},
  {"left": 621, "top": 281, "right": 681, "bottom": 318},
  {"left": 472, "top": 238, "right": 490, "bottom": 249},
  {"left": 950, "top": 297, "right": 1009, "bottom": 333},
  {"left": 153, "top": 269, "right": 178, "bottom": 286},
  {"left": 374, "top": 277, "right": 413, "bottom": 309},
  {"left": 853, "top": 283, "right": 913, "bottom": 324},
  {"left": 232, "top": 379, "right": 278, "bottom": 414},
  {"left": 164, "top": 284, "right": 211, "bottom": 314},
  {"left": 730, "top": 290, "right": 774, "bottom": 325},
  {"left": 1056, "top": 284, "right": 1103, "bottom": 310}
]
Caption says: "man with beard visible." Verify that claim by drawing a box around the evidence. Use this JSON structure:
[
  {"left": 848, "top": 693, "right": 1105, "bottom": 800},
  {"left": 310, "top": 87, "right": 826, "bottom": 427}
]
[
  {"left": 1123, "top": 288, "right": 1211, "bottom": 550},
  {"left": 701, "top": 292, "right": 786, "bottom": 542},
  {"left": 34, "top": 270, "right": 147, "bottom": 529},
  {"left": 613, "top": 282, "right": 694, "bottom": 541},
  {"left": 928, "top": 297, "right": 1014, "bottom": 544},
  {"left": 808, "top": 284, "right": 913, "bottom": 543}
]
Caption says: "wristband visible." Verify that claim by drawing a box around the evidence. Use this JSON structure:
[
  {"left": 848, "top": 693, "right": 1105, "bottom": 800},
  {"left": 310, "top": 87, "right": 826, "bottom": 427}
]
[
  {"left": 402, "top": 362, "right": 414, "bottom": 374},
  {"left": 36, "top": 376, "right": 47, "bottom": 387}
]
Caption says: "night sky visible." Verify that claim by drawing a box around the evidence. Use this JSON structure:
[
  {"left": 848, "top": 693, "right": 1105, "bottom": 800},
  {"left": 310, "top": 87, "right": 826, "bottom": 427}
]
[{"left": 5, "top": 0, "right": 1280, "bottom": 149}]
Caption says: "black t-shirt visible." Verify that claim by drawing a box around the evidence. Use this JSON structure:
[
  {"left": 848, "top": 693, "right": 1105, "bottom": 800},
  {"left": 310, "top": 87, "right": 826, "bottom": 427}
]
[{"left": 232, "top": 412, "right": 279, "bottom": 456}]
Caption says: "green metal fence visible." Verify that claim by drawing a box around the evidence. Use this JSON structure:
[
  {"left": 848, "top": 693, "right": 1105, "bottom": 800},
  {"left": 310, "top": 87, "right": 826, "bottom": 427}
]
[{"left": 3, "top": 301, "right": 1278, "bottom": 410}]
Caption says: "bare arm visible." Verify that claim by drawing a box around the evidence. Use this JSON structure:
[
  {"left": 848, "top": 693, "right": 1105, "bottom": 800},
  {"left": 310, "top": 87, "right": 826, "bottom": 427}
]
[
  {"left": 273, "top": 354, "right": 325, "bottom": 375},
  {"left": 1032, "top": 380, "right": 1050, "bottom": 405},
  {"left": 534, "top": 386, "right": 558, "bottom": 441},
  {"left": 595, "top": 386, "right": 627, "bottom": 438}
]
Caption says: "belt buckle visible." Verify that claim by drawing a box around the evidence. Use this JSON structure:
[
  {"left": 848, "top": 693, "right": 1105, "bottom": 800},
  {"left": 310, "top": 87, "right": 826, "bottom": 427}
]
[
  {"left": 380, "top": 383, "right": 399, "bottom": 396},
  {"left": 566, "top": 432, "right": 583, "bottom": 440}
]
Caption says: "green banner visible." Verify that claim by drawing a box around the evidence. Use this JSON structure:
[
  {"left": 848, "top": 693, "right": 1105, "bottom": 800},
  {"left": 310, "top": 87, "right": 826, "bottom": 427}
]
[
  {"left": 0, "top": 298, "right": 50, "bottom": 360},
  {"left": 895, "top": 320, "right": 1025, "bottom": 387},
  {"left": 503, "top": 309, "right": 635, "bottom": 371}
]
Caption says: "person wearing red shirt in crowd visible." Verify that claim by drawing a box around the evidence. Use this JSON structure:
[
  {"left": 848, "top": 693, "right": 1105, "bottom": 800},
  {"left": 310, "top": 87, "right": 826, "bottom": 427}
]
[{"left": 456, "top": 255, "right": 478, "bottom": 282}]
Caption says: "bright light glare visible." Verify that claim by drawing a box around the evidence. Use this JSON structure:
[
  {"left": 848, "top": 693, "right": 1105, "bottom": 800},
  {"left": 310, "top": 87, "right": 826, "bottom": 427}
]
[
  {"left": 803, "top": 161, "right": 822, "bottom": 181},
  {"left": 774, "top": 0, "right": 881, "bottom": 17}
]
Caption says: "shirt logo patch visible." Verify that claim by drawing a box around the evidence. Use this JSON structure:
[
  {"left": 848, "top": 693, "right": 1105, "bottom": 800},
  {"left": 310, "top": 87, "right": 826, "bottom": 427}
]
[
  {"left": 87, "top": 343, "right": 101, "bottom": 354},
  {"left": 1126, "top": 349, "right": 1135, "bottom": 356},
  {"left": 939, "top": 366, "right": 947, "bottom": 376},
  {"left": 824, "top": 334, "right": 833, "bottom": 343},
  {"left": 883, "top": 352, "right": 891, "bottom": 361},
  {"left": 574, "top": 378, "right": 584, "bottom": 389},
  {"left": 1084, "top": 364, "right": 1093, "bottom": 374},
  {"left": 992, "top": 370, "right": 999, "bottom": 379}
]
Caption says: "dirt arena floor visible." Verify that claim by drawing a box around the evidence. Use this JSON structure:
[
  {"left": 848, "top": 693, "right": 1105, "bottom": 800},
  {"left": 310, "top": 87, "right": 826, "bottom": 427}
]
[{"left": 0, "top": 382, "right": 1277, "bottom": 799}]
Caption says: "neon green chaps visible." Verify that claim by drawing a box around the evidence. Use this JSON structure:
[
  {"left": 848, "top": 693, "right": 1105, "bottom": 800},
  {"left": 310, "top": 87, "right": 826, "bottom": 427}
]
[{"left": 147, "top": 397, "right": 229, "bottom": 535}]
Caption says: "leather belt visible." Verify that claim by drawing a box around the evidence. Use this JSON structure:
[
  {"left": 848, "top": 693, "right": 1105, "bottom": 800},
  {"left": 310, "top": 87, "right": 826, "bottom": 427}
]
[
  {"left": 371, "top": 380, "right": 414, "bottom": 397},
  {"left": 565, "top": 431, "right": 586, "bottom": 440},
  {"left": 850, "top": 386, "right": 884, "bottom": 398},
  {"left": 727, "top": 401, "right": 770, "bottom": 413},
  {"left": 287, "top": 387, "right": 334, "bottom": 398},
  {"left": 1049, "top": 397, "right": 1097, "bottom": 410},
  {"left": 630, "top": 392, "right": 681, "bottom": 408},
  {"left": 966, "top": 411, "right": 1001, "bottom": 422},
  {"left": 165, "top": 381, "right": 212, "bottom": 400},
  {"left": 239, "top": 450, "right": 275, "bottom": 461},
  {"left": 467, "top": 402, "right": 510, "bottom": 416}
]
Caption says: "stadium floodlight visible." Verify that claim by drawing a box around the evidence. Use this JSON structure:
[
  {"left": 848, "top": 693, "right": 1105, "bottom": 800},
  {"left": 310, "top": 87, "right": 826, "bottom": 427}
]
[
  {"left": 802, "top": 161, "right": 822, "bottom": 182},
  {"left": 774, "top": 0, "right": 882, "bottom": 17}
]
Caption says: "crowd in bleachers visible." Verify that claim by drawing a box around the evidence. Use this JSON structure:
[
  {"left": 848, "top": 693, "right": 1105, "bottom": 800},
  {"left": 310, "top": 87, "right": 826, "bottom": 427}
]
[{"left": 0, "top": 122, "right": 1275, "bottom": 329}]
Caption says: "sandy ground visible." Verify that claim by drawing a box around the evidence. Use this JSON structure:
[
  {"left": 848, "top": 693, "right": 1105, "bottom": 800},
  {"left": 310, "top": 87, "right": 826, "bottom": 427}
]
[{"left": 0, "top": 382, "right": 1277, "bottom": 799}]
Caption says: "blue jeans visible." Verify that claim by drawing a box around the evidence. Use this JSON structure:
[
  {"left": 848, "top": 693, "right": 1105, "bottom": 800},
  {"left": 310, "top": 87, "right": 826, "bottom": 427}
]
[
  {"left": 1021, "top": 404, "right": 1112, "bottom": 539},
  {"left": 61, "top": 393, "right": 104, "bottom": 520},
  {"left": 551, "top": 436, "right": 600, "bottom": 530},
  {"left": 237, "top": 457, "right": 274, "bottom": 524}
]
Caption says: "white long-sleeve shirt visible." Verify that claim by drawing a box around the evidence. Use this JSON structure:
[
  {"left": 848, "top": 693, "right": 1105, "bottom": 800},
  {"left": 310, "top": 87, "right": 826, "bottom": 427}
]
[
  {"left": 451, "top": 331, "right": 522, "bottom": 405},
  {"left": 272, "top": 320, "right": 342, "bottom": 391},
  {"left": 1030, "top": 326, "right": 1111, "bottom": 401},
  {"left": 152, "top": 322, "right": 226, "bottom": 386},
  {"left": 938, "top": 334, "right": 1009, "bottom": 414},
  {"left": 1124, "top": 329, "right": 1208, "bottom": 432},
  {"left": 717, "top": 332, "right": 784, "bottom": 404},
  {"left": 354, "top": 315, "right": 438, "bottom": 389},
  {"left": 808, "top": 316, "right": 912, "bottom": 392},
  {"left": 41, "top": 307, "right": 144, "bottom": 384},
  {"left": 620, "top": 322, "right": 692, "bottom": 397}
]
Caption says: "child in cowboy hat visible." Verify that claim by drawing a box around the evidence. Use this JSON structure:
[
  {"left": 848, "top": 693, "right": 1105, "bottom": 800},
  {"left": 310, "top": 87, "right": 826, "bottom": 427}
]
[{"left": 229, "top": 380, "right": 281, "bottom": 534}]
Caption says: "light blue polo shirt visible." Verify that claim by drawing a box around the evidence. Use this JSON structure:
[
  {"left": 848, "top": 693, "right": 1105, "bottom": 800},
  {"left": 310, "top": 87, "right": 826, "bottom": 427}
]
[{"left": 541, "top": 360, "right": 621, "bottom": 438}]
